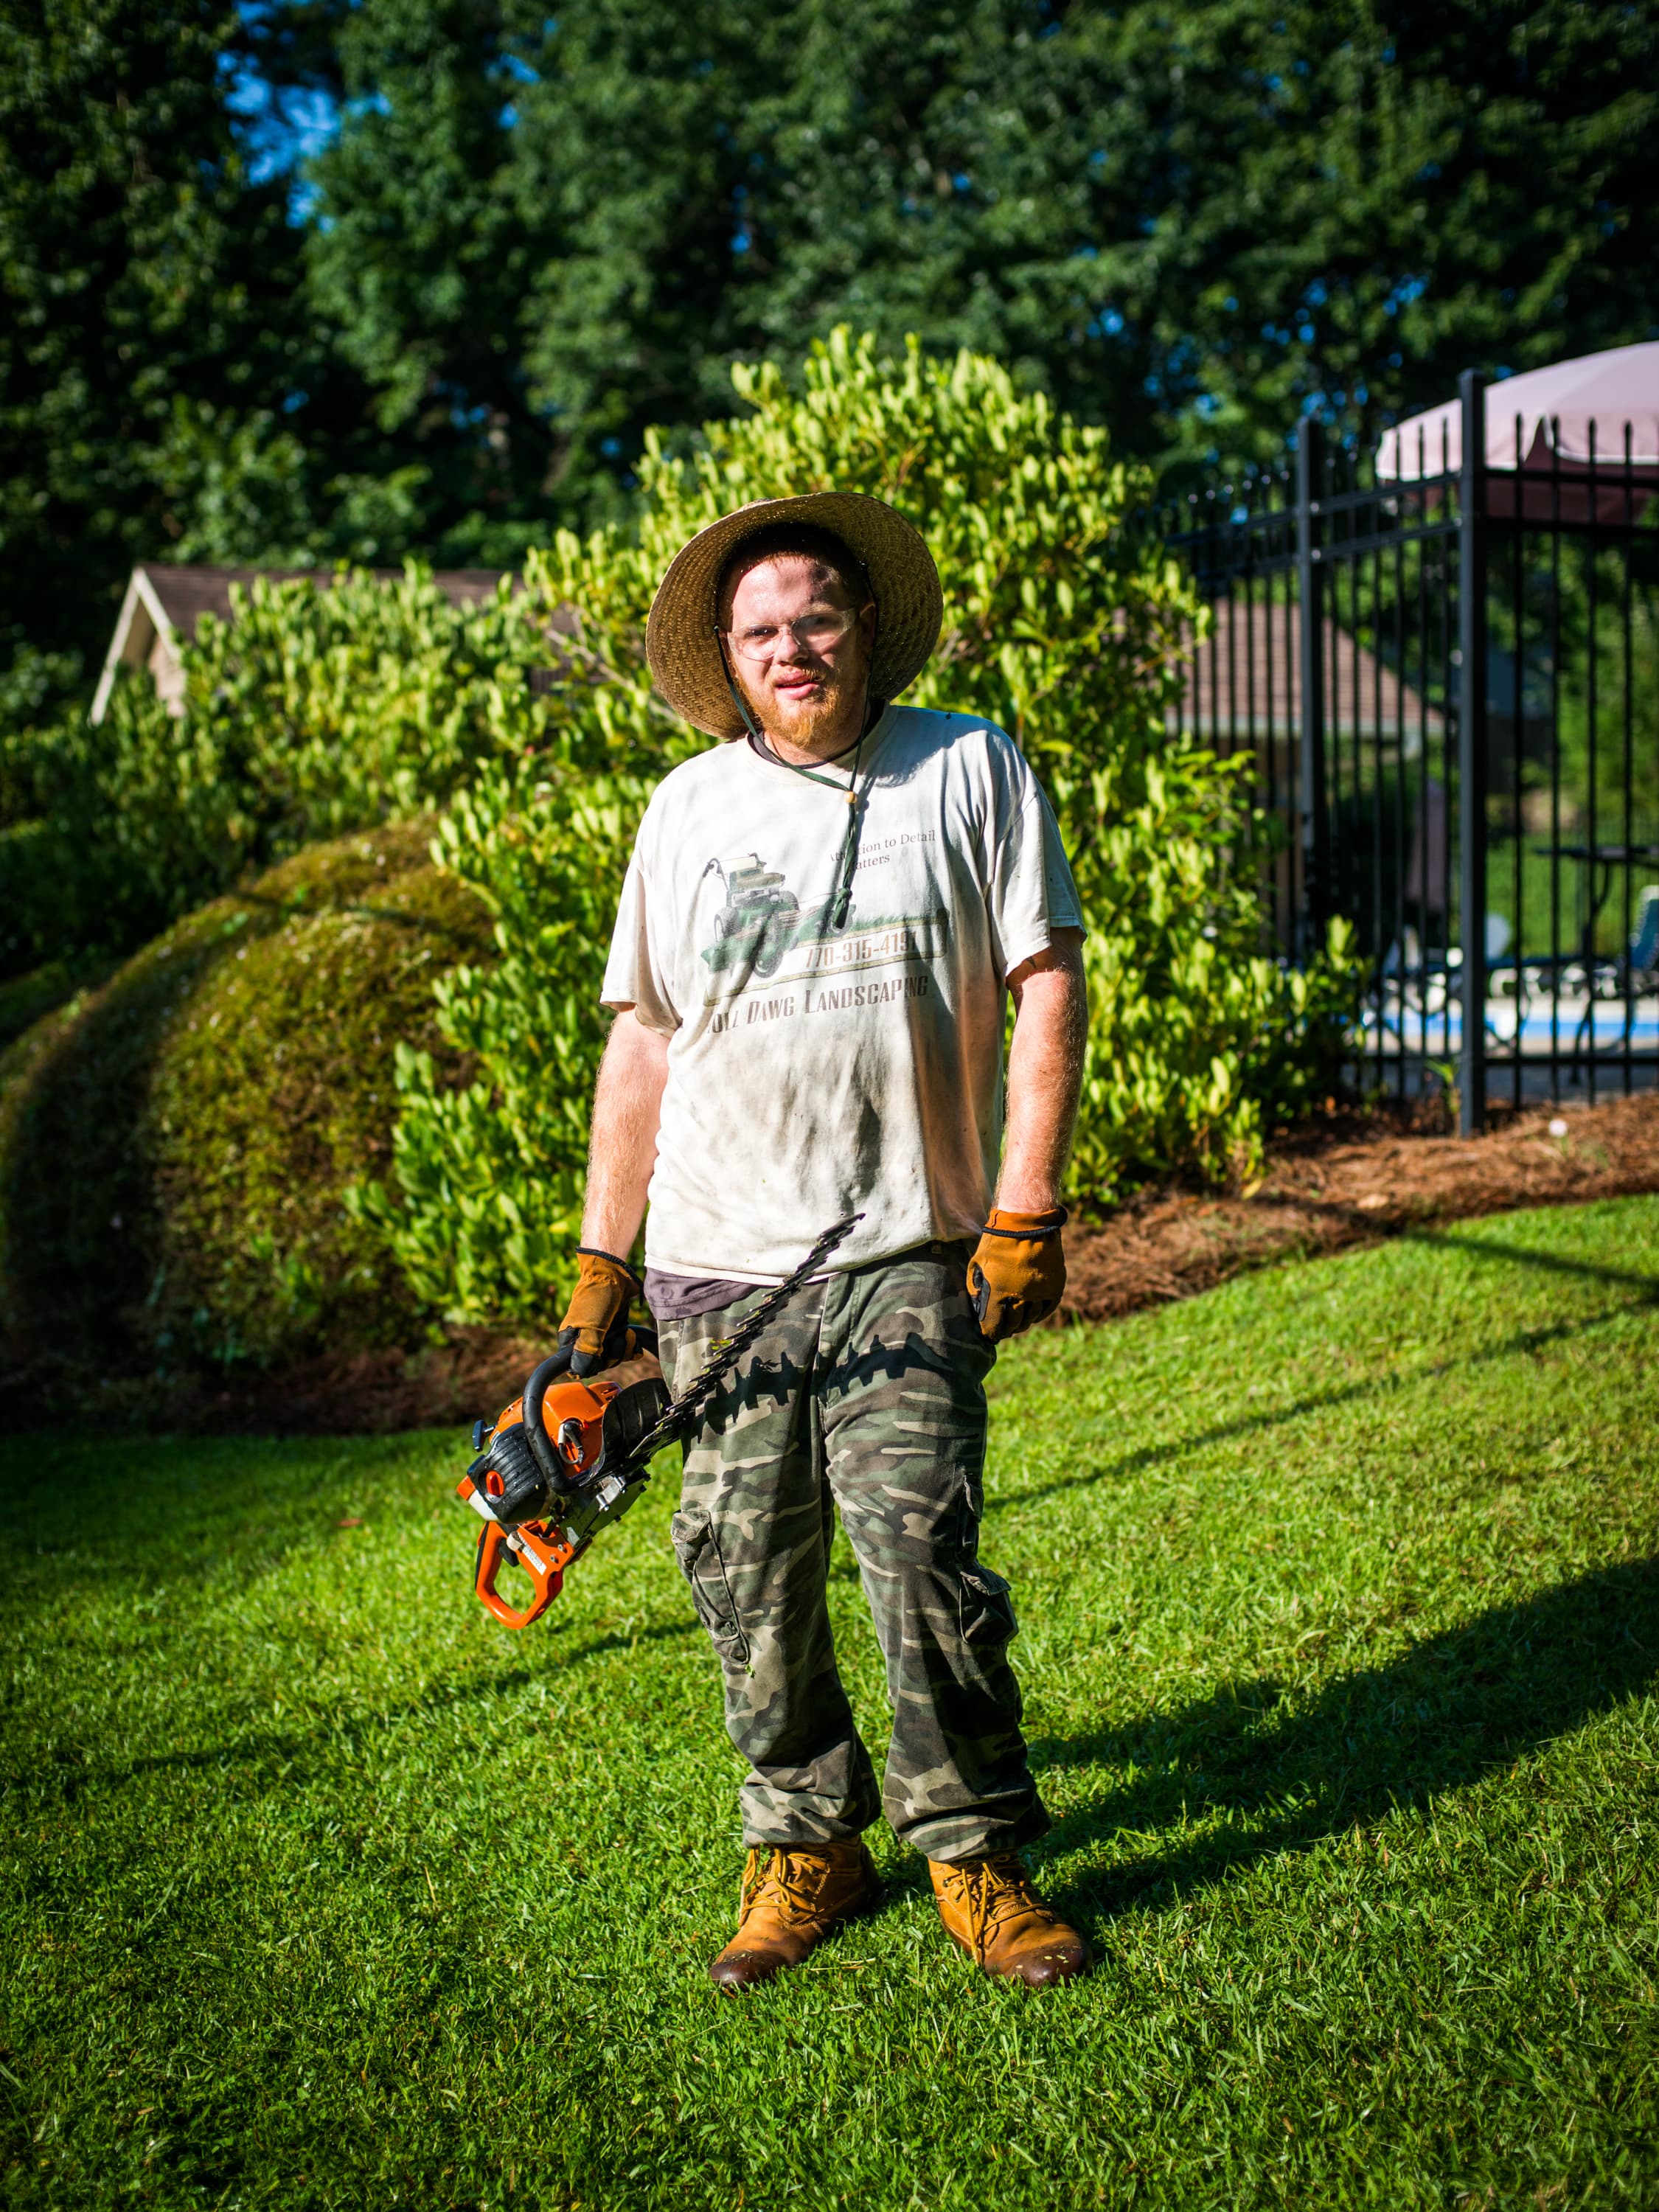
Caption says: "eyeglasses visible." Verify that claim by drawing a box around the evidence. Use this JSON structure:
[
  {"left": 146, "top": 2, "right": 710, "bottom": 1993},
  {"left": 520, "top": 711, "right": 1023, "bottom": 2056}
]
[{"left": 719, "top": 605, "right": 869, "bottom": 664}]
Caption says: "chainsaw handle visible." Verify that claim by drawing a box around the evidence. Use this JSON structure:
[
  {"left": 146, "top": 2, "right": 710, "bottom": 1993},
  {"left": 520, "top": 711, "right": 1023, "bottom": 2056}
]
[
  {"left": 472, "top": 1515, "right": 576, "bottom": 1630},
  {"left": 521, "top": 1354, "right": 571, "bottom": 1491}
]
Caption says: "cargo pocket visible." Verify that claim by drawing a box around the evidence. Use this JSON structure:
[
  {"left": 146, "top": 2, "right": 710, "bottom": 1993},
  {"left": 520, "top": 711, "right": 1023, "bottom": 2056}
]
[
  {"left": 670, "top": 1506, "right": 750, "bottom": 1665},
  {"left": 959, "top": 1561, "right": 1018, "bottom": 1648}
]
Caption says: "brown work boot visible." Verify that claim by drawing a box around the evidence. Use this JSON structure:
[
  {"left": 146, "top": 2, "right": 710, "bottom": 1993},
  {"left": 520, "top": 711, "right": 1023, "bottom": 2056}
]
[
  {"left": 929, "top": 1851, "right": 1091, "bottom": 1987},
  {"left": 709, "top": 1840, "right": 881, "bottom": 1994}
]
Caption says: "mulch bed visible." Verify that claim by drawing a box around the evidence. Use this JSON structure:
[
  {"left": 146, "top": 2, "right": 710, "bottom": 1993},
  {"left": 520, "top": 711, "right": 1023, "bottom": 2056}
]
[
  {"left": 0, "top": 1324, "right": 554, "bottom": 1441},
  {"left": 1065, "top": 1088, "right": 1659, "bottom": 1324},
  {"left": 159, "top": 1324, "right": 554, "bottom": 1439},
  {"left": 7, "top": 1091, "right": 1657, "bottom": 1436}
]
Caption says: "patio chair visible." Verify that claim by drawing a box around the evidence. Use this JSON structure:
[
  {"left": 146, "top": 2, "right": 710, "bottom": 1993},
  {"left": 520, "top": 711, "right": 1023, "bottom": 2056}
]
[
  {"left": 1556, "top": 884, "right": 1659, "bottom": 1074},
  {"left": 1629, "top": 886, "right": 1659, "bottom": 995},
  {"left": 1473, "top": 911, "right": 1531, "bottom": 1054}
]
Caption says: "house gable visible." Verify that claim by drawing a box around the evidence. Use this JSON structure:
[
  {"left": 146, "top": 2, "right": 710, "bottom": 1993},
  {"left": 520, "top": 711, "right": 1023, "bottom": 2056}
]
[{"left": 89, "top": 565, "right": 511, "bottom": 723}]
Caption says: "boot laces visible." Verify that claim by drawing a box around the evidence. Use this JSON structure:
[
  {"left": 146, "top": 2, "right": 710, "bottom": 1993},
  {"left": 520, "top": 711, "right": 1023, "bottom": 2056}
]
[
  {"left": 949, "top": 1852, "right": 1057, "bottom": 1964},
  {"left": 738, "top": 1846, "right": 832, "bottom": 1931}
]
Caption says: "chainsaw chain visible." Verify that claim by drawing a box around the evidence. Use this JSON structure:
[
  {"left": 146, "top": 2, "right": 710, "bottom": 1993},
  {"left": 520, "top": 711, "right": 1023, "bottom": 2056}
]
[{"left": 621, "top": 1213, "right": 862, "bottom": 1475}]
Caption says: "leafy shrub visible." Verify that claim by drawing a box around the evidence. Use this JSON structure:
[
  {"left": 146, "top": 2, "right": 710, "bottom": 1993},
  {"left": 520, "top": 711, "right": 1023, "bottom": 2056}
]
[
  {"left": 1071, "top": 750, "right": 1357, "bottom": 1194},
  {"left": 1, "top": 686, "right": 236, "bottom": 989},
  {"left": 361, "top": 332, "right": 1359, "bottom": 1326},
  {"left": 0, "top": 566, "right": 550, "bottom": 984},
  {"left": 4, "top": 335, "right": 1360, "bottom": 1363},
  {"left": 0, "top": 823, "right": 491, "bottom": 1371},
  {"left": 348, "top": 774, "right": 656, "bottom": 1321}
]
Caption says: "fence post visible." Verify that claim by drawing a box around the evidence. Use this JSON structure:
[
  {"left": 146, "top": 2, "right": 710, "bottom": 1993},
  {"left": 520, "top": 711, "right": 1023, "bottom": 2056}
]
[
  {"left": 1458, "top": 369, "right": 1488, "bottom": 1134},
  {"left": 1295, "top": 419, "right": 1328, "bottom": 956}
]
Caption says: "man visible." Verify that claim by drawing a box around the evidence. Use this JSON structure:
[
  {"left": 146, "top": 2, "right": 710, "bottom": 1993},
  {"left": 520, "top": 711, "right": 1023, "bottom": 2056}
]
[{"left": 549, "top": 491, "right": 1091, "bottom": 1992}]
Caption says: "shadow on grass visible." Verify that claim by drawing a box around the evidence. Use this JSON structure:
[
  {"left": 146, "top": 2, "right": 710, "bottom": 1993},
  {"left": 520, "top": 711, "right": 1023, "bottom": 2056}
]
[
  {"left": 993, "top": 1292, "right": 1656, "bottom": 1516},
  {"left": 1030, "top": 1555, "right": 1659, "bottom": 1926},
  {"left": 1231, "top": 1190, "right": 1659, "bottom": 1293},
  {"left": 9, "top": 1618, "right": 699, "bottom": 1810},
  {"left": 1407, "top": 1223, "right": 1659, "bottom": 1293},
  {"left": 0, "top": 1430, "right": 445, "bottom": 1593}
]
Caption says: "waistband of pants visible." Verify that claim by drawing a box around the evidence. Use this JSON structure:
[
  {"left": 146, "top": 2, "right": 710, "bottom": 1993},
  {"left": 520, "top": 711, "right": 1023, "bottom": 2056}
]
[{"left": 646, "top": 1237, "right": 974, "bottom": 1324}]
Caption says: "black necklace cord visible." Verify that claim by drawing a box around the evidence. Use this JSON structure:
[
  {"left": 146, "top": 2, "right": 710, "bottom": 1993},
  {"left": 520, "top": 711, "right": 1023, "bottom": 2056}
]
[
  {"left": 828, "top": 695, "right": 873, "bottom": 931},
  {"left": 721, "top": 650, "right": 765, "bottom": 745},
  {"left": 821, "top": 653, "right": 881, "bottom": 929},
  {"left": 715, "top": 625, "right": 877, "bottom": 933}
]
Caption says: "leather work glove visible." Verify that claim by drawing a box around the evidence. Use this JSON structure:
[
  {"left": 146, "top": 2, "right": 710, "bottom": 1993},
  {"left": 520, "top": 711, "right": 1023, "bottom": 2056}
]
[
  {"left": 967, "top": 1206, "right": 1068, "bottom": 1344},
  {"left": 547, "top": 1247, "right": 642, "bottom": 1378}
]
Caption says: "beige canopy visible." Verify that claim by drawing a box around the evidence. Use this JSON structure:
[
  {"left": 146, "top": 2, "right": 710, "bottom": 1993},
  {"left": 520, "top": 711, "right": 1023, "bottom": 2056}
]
[{"left": 1376, "top": 343, "right": 1659, "bottom": 521}]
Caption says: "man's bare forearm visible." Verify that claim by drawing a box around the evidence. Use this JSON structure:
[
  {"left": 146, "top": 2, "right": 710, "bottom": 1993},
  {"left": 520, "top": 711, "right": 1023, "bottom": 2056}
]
[
  {"left": 998, "top": 929, "right": 1088, "bottom": 1211},
  {"left": 579, "top": 1009, "right": 670, "bottom": 1258}
]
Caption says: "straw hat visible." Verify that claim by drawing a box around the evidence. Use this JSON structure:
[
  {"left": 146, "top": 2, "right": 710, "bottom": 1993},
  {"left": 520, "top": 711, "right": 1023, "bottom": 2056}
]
[{"left": 644, "top": 492, "right": 943, "bottom": 739}]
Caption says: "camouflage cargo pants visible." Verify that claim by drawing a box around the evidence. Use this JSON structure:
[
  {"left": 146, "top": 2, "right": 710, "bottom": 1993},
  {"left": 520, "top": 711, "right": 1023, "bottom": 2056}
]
[{"left": 655, "top": 1245, "right": 1048, "bottom": 1863}]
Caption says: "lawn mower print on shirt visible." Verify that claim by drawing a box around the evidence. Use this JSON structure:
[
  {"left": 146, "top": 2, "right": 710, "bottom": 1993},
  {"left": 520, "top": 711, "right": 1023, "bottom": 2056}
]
[{"left": 697, "top": 848, "right": 943, "bottom": 1017}]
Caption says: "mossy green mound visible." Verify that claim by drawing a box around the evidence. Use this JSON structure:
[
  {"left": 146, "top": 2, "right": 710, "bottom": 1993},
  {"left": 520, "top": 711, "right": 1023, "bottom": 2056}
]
[{"left": 0, "top": 822, "right": 492, "bottom": 1372}]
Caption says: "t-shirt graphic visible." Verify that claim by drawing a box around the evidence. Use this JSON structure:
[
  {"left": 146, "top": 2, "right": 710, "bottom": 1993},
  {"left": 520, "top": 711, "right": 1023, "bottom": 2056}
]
[
  {"left": 695, "top": 846, "right": 947, "bottom": 1020},
  {"left": 602, "top": 706, "right": 1083, "bottom": 1282},
  {"left": 700, "top": 852, "right": 844, "bottom": 979}
]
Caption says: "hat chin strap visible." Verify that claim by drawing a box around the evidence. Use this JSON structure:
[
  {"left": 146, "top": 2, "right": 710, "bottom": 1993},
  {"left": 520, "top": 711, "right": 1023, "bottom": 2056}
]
[{"left": 722, "top": 659, "right": 765, "bottom": 745}]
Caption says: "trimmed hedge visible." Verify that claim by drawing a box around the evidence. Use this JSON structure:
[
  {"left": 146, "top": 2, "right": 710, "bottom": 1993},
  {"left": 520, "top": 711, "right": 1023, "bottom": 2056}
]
[{"left": 0, "top": 824, "right": 491, "bottom": 1372}]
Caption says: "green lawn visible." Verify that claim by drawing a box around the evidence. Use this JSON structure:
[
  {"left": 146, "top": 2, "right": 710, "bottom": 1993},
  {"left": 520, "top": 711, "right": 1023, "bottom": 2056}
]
[{"left": 4, "top": 1199, "right": 1658, "bottom": 2211}]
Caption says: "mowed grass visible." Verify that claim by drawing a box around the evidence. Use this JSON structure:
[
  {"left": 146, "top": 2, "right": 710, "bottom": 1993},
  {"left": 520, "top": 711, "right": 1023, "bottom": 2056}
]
[{"left": 3, "top": 1200, "right": 1658, "bottom": 2212}]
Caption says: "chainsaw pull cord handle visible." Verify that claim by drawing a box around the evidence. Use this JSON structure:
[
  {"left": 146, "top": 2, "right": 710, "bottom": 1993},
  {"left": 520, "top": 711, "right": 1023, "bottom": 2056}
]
[{"left": 521, "top": 1354, "right": 571, "bottom": 1491}]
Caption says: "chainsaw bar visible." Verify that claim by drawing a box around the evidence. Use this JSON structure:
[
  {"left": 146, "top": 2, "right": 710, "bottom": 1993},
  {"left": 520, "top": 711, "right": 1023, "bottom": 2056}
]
[{"left": 622, "top": 1211, "right": 862, "bottom": 1472}]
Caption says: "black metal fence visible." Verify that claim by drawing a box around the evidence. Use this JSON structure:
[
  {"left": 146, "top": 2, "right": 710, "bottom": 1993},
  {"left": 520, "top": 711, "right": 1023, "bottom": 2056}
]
[{"left": 1164, "top": 373, "right": 1659, "bottom": 1131}]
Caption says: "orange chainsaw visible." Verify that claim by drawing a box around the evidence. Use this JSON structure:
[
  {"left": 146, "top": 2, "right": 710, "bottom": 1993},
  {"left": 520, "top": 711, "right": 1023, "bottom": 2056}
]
[
  {"left": 455, "top": 1214, "right": 860, "bottom": 1630},
  {"left": 456, "top": 1344, "right": 669, "bottom": 1628}
]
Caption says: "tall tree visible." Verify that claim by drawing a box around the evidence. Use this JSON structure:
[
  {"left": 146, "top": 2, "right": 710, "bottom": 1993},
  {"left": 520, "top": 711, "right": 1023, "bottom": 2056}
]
[
  {"left": 7, "top": 0, "right": 1655, "bottom": 706},
  {"left": 302, "top": 0, "right": 1659, "bottom": 506},
  {"left": 302, "top": 0, "right": 776, "bottom": 536},
  {"left": 302, "top": 0, "right": 1108, "bottom": 512},
  {"left": 1057, "top": 0, "right": 1659, "bottom": 464},
  {"left": 0, "top": 0, "right": 406, "bottom": 705},
  {"left": 298, "top": 0, "right": 563, "bottom": 552},
  {"left": 3, "top": 3, "right": 273, "bottom": 689}
]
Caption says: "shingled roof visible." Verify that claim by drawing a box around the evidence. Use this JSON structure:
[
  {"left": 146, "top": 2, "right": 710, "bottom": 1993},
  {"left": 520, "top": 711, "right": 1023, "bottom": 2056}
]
[
  {"left": 90, "top": 564, "right": 512, "bottom": 723},
  {"left": 1166, "top": 594, "right": 1444, "bottom": 743}
]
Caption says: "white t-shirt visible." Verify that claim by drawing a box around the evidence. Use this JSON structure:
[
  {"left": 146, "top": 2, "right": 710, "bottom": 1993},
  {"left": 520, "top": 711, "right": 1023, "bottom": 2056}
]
[{"left": 601, "top": 704, "right": 1083, "bottom": 1282}]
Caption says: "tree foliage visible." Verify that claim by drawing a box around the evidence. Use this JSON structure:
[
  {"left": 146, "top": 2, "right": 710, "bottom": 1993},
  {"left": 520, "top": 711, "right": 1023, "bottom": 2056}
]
[
  {"left": 301, "top": 0, "right": 1659, "bottom": 507},
  {"left": 1, "top": 1, "right": 309, "bottom": 709},
  {"left": 1069, "top": 0, "right": 1659, "bottom": 467},
  {"left": 0, "top": 0, "right": 488, "bottom": 723},
  {"left": 7, "top": 0, "right": 1655, "bottom": 711}
]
